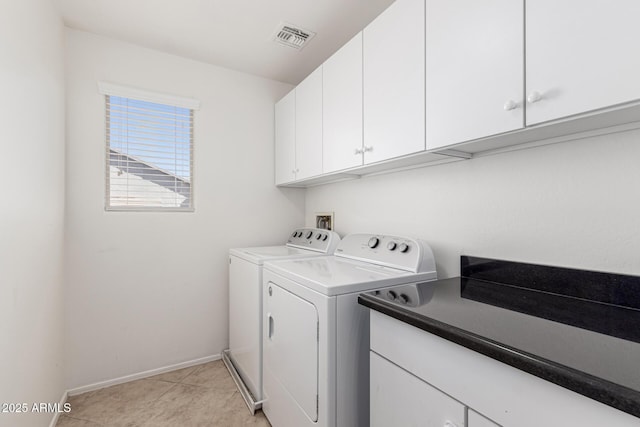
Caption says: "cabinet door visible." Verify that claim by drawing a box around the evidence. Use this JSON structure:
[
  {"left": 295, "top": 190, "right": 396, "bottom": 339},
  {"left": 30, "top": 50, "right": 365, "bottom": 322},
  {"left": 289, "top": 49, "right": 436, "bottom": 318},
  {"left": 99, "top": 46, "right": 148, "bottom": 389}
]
[
  {"left": 526, "top": 0, "right": 640, "bottom": 125},
  {"left": 363, "top": 0, "right": 425, "bottom": 164},
  {"left": 468, "top": 410, "right": 500, "bottom": 427},
  {"left": 274, "top": 89, "right": 296, "bottom": 185},
  {"left": 426, "top": 0, "right": 523, "bottom": 150},
  {"left": 371, "top": 351, "right": 465, "bottom": 427},
  {"left": 323, "top": 32, "right": 363, "bottom": 173},
  {"left": 295, "top": 66, "right": 323, "bottom": 180}
]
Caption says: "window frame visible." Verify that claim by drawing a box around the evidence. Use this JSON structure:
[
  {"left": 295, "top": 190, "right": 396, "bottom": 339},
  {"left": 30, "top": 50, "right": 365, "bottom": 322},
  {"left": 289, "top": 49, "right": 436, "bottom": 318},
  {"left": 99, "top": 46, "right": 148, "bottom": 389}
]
[{"left": 99, "top": 82, "right": 200, "bottom": 212}]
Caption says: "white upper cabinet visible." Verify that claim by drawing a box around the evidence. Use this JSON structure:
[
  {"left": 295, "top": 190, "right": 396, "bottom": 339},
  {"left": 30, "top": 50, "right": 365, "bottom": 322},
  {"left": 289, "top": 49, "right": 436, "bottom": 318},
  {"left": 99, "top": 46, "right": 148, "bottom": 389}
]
[
  {"left": 426, "top": 0, "right": 524, "bottom": 150},
  {"left": 274, "top": 89, "right": 296, "bottom": 185},
  {"left": 295, "top": 66, "right": 323, "bottom": 180},
  {"left": 468, "top": 410, "right": 501, "bottom": 427},
  {"left": 323, "top": 32, "right": 363, "bottom": 174},
  {"left": 526, "top": 0, "right": 640, "bottom": 125},
  {"left": 363, "top": 0, "right": 425, "bottom": 164}
]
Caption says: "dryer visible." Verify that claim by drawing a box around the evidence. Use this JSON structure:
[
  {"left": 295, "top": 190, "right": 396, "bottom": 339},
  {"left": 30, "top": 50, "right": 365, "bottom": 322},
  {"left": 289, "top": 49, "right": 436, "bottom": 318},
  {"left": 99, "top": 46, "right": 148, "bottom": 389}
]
[
  {"left": 224, "top": 228, "right": 340, "bottom": 413},
  {"left": 261, "top": 233, "right": 437, "bottom": 427}
]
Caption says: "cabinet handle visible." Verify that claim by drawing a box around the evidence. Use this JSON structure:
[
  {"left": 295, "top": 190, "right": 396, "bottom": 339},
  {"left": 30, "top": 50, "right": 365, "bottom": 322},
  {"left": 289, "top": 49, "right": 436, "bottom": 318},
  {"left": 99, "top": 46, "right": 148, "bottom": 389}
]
[
  {"left": 363, "top": 146, "right": 373, "bottom": 152},
  {"left": 267, "top": 313, "right": 274, "bottom": 339},
  {"left": 527, "top": 91, "right": 542, "bottom": 104},
  {"left": 503, "top": 100, "right": 519, "bottom": 111},
  {"left": 354, "top": 148, "right": 363, "bottom": 155}
]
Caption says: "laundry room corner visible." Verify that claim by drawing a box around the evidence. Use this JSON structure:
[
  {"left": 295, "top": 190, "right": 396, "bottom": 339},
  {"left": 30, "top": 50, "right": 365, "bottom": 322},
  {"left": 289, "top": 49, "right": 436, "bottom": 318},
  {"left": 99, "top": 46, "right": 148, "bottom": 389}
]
[{"left": 62, "top": 28, "right": 305, "bottom": 391}]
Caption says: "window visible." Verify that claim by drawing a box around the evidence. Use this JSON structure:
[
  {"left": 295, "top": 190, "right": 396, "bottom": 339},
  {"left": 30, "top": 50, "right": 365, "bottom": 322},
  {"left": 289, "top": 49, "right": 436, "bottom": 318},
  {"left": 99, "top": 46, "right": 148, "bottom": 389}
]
[{"left": 99, "top": 83, "right": 199, "bottom": 211}]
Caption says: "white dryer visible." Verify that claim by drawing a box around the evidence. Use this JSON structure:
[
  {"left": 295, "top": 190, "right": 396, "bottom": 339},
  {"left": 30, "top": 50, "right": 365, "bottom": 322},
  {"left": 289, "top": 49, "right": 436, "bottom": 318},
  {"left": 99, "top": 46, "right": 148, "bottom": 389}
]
[
  {"left": 224, "top": 228, "right": 340, "bottom": 413},
  {"left": 262, "top": 233, "right": 437, "bottom": 427}
]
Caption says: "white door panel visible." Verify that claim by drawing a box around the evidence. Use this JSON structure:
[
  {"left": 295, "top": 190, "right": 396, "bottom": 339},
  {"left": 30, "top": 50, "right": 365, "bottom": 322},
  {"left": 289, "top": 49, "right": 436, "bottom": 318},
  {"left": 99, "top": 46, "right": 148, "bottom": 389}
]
[
  {"left": 296, "top": 67, "right": 323, "bottom": 180},
  {"left": 323, "top": 32, "right": 363, "bottom": 173},
  {"left": 370, "top": 351, "right": 465, "bottom": 427},
  {"left": 469, "top": 410, "right": 500, "bottom": 427},
  {"left": 426, "top": 0, "right": 523, "bottom": 149},
  {"left": 274, "top": 90, "right": 296, "bottom": 184},
  {"left": 526, "top": 0, "right": 640, "bottom": 125},
  {"left": 363, "top": 0, "right": 425, "bottom": 163},
  {"left": 264, "top": 281, "right": 319, "bottom": 422}
]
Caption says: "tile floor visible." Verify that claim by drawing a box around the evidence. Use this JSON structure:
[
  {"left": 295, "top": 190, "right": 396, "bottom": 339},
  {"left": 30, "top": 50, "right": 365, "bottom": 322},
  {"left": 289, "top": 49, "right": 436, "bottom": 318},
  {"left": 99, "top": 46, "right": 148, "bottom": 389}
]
[{"left": 56, "top": 360, "right": 271, "bottom": 426}]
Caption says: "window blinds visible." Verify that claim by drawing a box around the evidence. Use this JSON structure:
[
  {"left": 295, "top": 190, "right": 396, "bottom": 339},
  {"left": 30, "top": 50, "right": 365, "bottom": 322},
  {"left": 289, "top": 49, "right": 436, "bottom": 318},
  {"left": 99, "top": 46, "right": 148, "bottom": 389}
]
[{"left": 105, "top": 95, "right": 194, "bottom": 211}]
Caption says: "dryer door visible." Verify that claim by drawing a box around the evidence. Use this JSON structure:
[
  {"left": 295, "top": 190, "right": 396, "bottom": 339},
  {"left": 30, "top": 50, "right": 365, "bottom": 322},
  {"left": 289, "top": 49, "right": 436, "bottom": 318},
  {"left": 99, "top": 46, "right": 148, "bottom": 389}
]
[{"left": 265, "top": 281, "right": 319, "bottom": 422}]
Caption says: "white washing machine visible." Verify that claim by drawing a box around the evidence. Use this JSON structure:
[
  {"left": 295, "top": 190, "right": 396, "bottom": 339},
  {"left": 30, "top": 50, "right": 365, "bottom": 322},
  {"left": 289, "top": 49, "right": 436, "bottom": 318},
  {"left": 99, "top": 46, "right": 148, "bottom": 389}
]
[
  {"left": 261, "top": 233, "right": 438, "bottom": 427},
  {"left": 223, "top": 228, "right": 340, "bottom": 413}
]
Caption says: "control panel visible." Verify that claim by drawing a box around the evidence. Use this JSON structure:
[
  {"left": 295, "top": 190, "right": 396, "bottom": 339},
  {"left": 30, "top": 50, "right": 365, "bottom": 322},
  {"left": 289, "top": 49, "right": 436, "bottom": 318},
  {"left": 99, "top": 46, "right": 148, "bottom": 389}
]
[
  {"left": 286, "top": 228, "right": 341, "bottom": 254},
  {"left": 334, "top": 234, "right": 436, "bottom": 274}
]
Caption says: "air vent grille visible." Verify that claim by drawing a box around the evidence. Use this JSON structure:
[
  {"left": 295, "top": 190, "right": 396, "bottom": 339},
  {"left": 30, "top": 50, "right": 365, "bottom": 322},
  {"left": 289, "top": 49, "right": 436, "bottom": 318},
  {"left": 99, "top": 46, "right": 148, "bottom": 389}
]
[{"left": 273, "top": 23, "right": 316, "bottom": 50}]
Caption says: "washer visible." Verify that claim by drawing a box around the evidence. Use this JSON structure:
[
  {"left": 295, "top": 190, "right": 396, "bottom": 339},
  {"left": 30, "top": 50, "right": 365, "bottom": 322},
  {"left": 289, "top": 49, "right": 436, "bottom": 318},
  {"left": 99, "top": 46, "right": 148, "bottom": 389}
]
[
  {"left": 223, "top": 228, "right": 340, "bottom": 413},
  {"left": 261, "top": 233, "right": 437, "bottom": 427}
]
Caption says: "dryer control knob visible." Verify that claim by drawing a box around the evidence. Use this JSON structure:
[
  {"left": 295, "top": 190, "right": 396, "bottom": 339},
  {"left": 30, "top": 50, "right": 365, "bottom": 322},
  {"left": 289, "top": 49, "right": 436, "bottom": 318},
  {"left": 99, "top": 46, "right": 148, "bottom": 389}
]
[
  {"left": 398, "top": 243, "right": 410, "bottom": 253},
  {"left": 368, "top": 237, "right": 380, "bottom": 248},
  {"left": 316, "top": 233, "right": 322, "bottom": 240},
  {"left": 387, "top": 242, "right": 397, "bottom": 251},
  {"left": 387, "top": 290, "right": 397, "bottom": 300},
  {"left": 322, "top": 234, "right": 328, "bottom": 241},
  {"left": 305, "top": 231, "right": 313, "bottom": 239}
]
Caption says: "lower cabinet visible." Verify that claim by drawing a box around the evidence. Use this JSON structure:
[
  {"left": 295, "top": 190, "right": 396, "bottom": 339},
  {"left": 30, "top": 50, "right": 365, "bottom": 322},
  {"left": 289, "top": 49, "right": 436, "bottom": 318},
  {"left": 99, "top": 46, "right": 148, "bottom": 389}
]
[
  {"left": 370, "top": 311, "right": 639, "bottom": 427},
  {"left": 371, "top": 351, "right": 466, "bottom": 427}
]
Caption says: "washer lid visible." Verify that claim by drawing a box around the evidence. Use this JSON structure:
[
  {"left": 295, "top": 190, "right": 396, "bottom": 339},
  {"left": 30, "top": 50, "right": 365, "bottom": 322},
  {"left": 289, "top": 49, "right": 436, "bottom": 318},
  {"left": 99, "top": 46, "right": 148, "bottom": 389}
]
[
  {"left": 230, "top": 245, "right": 320, "bottom": 265},
  {"left": 264, "top": 256, "right": 437, "bottom": 296}
]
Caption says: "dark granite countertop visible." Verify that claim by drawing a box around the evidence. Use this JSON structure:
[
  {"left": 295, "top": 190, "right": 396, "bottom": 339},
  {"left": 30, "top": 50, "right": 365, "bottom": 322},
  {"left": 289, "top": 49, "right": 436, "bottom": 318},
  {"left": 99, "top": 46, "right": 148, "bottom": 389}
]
[{"left": 359, "top": 273, "right": 640, "bottom": 419}]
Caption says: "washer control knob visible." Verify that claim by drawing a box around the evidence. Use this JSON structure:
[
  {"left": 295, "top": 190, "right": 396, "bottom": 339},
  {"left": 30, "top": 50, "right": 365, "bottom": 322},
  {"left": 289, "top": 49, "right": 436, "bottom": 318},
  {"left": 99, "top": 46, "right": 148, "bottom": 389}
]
[
  {"left": 386, "top": 290, "right": 397, "bottom": 300},
  {"left": 305, "top": 231, "right": 313, "bottom": 239},
  {"left": 398, "top": 243, "right": 410, "bottom": 253},
  {"left": 368, "top": 237, "right": 380, "bottom": 248},
  {"left": 322, "top": 234, "right": 328, "bottom": 241},
  {"left": 398, "top": 294, "right": 410, "bottom": 304},
  {"left": 387, "top": 242, "right": 397, "bottom": 251},
  {"left": 315, "top": 233, "right": 321, "bottom": 240}
]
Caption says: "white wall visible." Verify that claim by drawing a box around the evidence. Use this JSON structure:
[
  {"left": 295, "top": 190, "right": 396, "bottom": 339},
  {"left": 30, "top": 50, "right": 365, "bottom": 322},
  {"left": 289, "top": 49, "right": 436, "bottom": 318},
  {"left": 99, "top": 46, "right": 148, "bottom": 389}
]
[
  {"left": 306, "top": 129, "right": 640, "bottom": 278},
  {"left": 64, "top": 29, "right": 304, "bottom": 389},
  {"left": 0, "top": 0, "right": 66, "bottom": 426}
]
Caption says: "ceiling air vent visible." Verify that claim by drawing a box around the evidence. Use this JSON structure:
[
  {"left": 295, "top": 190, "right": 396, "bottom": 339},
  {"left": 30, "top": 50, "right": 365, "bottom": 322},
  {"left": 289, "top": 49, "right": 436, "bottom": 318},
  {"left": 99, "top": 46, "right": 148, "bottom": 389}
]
[{"left": 273, "top": 22, "right": 316, "bottom": 50}]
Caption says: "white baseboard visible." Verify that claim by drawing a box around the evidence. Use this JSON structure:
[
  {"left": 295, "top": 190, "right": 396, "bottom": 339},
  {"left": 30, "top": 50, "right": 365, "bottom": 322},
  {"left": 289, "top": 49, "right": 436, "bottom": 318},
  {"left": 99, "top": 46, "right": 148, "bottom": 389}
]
[
  {"left": 48, "top": 390, "right": 68, "bottom": 427},
  {"left": 66, "top": 353, "right": 221, "bottom": 396}
]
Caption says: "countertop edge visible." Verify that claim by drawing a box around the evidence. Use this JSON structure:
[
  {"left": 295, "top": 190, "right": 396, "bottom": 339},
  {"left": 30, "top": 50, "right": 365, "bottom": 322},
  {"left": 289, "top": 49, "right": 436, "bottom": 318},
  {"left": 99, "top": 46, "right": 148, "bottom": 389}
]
[{"left": 358, "top": 293, "right": 640, "bottom": 419}]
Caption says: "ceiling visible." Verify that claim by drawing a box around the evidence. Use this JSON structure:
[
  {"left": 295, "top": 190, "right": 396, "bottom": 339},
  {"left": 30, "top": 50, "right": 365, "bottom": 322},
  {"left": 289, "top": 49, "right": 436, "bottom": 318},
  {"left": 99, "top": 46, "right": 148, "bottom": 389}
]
[{"left": 54, "top": 0, "right": 395, "bottom": 85}]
